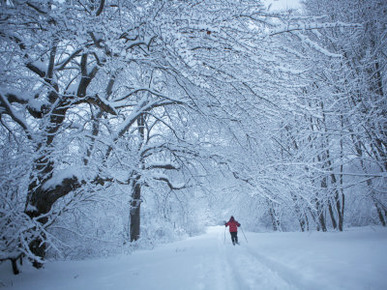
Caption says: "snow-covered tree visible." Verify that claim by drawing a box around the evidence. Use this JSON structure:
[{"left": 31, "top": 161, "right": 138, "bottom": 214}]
[
  {"left": 0, "top": 0, "right": 208, "bottom": 267},
  {"left": 0, "top": 0, "right": 283, "bottom": 269},
  {"left": 261, "top": 0, "right": 387, "bottom": 231}
]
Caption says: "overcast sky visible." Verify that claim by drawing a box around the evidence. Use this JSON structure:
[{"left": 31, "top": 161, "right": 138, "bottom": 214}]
[{"left": 263, "top": 0, "right": 302, "bottom": 11}]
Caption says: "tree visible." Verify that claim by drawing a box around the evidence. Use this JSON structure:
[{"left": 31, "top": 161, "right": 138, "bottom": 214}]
[
  {"left": 1, "top": 0, "right": 283, "bottom": 268},
  {"left": 0, "top": 0, "right": 195, "bottom": 266}
]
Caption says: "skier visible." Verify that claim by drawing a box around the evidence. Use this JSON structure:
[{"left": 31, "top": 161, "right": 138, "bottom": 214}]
[{"left": 225, "top": 216, "right": 241, "bottom": 245}]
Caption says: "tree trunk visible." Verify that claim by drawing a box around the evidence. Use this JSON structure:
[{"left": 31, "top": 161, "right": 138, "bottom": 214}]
[
  {"left": 291, "top": 193, "right": 307, "bottom": 232},
  {"left": 11, "top": 258, "right": 20, "bottom": 275},
  {"left": 318, "top": 211, "right": 327, "bottom": 232},
  {"left": 337, "top": 191, "right": 344, "bottom": 231},
  {"left": 308, "top": 207, "right": 320, "bottom": 231},
  {"left": 25, "top": 206, "right": 48, "bottom": 268},
  {"left": 338, "top": 116, "right": 345, "bottom": 232},
  {"left": 318, "top": 176, "right": 329, "bottom": 231},
  {"left": 315, "top": 198, "right": 327, "bottom": 232},
  {"left": 25, "top": 173, "right": 80, "bottom": 267},
  {"left": 129, "top": 113, "right": 146, "bottom": 242},
  {"left": 267, "top": 200, "right": 281, "bottom": 231},
  {"left": 130, "top": 180, "right": 141, "bottom": 242},
  {"left": 374, "top": 200, "right": 386, "bottom": 227},
  {"left": 328, "top": 201, "right": 337, "bottom": 230}
]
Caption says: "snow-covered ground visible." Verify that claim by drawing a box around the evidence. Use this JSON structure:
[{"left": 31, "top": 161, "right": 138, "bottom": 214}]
[{"left": 1, "top": 226, "right": 386, "bottom": 290}]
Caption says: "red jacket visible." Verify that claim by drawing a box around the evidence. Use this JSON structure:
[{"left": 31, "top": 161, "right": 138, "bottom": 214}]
[{"left": 225, "top": 217, "right": 240, "bottom": 232}]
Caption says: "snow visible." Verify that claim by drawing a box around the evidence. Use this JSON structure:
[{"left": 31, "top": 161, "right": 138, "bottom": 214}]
[
  {"left": 1, "top": 226, "right": 386, "bottom": 290},
  {"left": 42, "top": 167, "right": 85, "bottom": 190}
]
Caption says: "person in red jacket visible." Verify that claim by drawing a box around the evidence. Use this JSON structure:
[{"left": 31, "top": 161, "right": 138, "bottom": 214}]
[{"left": 225, "top": 216, "right": 241, "bottom": 245}]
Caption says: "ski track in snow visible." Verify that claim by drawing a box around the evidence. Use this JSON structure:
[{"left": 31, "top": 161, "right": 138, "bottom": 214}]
[
  {"left": 242, "top": 243, "right": 325, "bottom": 290},
  {"left": 184, "top": 227, "right": 304, "bottom": 290},
  {"left": 191, "top": 227, "right": 321, "bottom": 290},
  {"left": 221, "top": 233, "right": 296, "bottom": 290}
]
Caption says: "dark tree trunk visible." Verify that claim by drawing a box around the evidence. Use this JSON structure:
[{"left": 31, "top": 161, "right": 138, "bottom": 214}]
[
  {"left": 374, "top": 202, "right": 386, "bottom": 227},
  {"left": 338, "top": 122, "right": 345, "bottom": 232},
  {"left": 28, "top": 238, "right": 46, "bottom": 269},
  {"left": 25, "top": 174, "right": 80, "bottom": 267},
  {"left": 315, "top": 198, "right": 327, "bottom": 232},
  {"left": 299, "top": 217, "right": 306, "bottom": 232},
  {"left": 338, "top": 191, "right": 345, "bottom": 231},
  {"left": 11, "top": 258, "right": 20, "bottom": 275},
  {"left": 317, "top": 177, "right": 328, "bottom": 232},
  {"left": 305, "top": 213, "right": 310, "bottom": 231},
  {"left": 268, "top": 205, "right": 281, "bottom": 231},
  {"left": 318, "top": 211, "right": 327, "bottom": 232},
  {"left": 129, "top": 113, "right": 146, "bottom": 242},
  {"left": 25, "top": 189, "right": 51, "bottom": 268},
  {"left": 23, "top": 89, "right": 69, "bottom": 266},
  {"left": 130, "top": 180, "right": 141, "bottom": 242},
  {"left": 291, "top": 193, "right": 307, "bottom": 232},
  {"left": 328, "top": 201, "right": 337, "bottom": 230}
]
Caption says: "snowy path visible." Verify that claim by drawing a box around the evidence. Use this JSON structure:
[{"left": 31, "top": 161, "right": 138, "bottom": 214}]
[{"left": 1, "top": 226, "right": 386, "bottom": 289}]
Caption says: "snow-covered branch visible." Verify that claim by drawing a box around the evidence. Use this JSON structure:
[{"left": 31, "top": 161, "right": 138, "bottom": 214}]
[{"left": 269, "top": 21, "right": 362, "bottom": 37}]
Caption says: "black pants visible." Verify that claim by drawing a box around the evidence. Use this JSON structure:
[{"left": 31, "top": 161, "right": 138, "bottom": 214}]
[{"left": 230, "top": 232, "right": 238, "bottom": 244}]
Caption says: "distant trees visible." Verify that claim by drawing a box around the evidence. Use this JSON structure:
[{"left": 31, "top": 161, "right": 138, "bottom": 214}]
[
  {"left": 256, "top": 0, "right": 386, "bottom": 231},
  {"left": 210, "top": 0, "right": 386, "bottom": 233},
  {"left": 301, "top": 0, "right": 386, "bottom": 229}
]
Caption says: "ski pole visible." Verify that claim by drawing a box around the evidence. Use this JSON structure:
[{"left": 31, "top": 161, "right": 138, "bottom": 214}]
[
  {"left": 240, "top": 226, "right": 248, "bottom": 243},
  {"left": 223, "top": 226, "right": 226, "bottom": 244}
]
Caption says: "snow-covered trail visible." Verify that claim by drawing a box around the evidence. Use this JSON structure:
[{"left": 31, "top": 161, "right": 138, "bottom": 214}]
[{"left": 1, "top": 226, "right": 386, "bottom": 290}]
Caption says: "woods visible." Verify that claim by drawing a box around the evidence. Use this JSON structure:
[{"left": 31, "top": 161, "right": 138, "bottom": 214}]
[{"left": 0, "top": 0, "right": 385, "bottom": 274}]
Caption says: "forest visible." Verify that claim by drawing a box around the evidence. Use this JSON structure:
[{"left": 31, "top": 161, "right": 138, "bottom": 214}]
[{"left": 0, "top": 0, "right": 386, "bottom": 275}]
